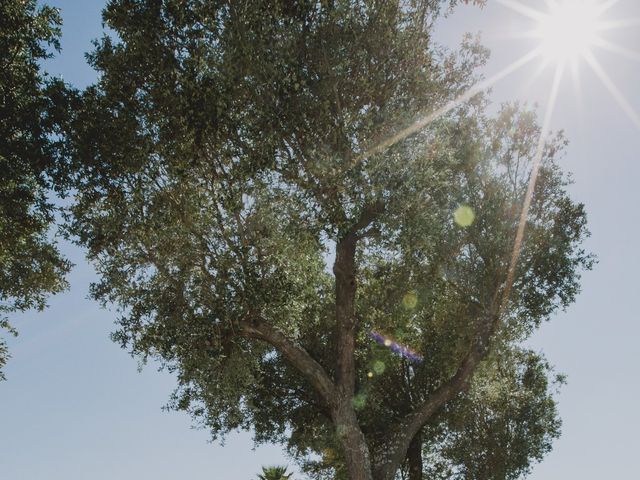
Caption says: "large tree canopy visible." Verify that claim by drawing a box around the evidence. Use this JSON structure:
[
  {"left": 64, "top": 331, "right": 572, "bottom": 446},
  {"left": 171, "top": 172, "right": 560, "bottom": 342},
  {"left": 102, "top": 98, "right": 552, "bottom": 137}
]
[
  {"left": 67, "top": 1, "right": 592, "bottom": 479},
  {"left": 0, "top": 0, "right": 71, "bottom": 379}
]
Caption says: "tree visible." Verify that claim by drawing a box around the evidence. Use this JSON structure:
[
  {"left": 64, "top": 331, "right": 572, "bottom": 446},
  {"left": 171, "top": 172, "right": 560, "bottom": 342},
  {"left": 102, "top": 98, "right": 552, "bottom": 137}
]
[
  {"left": 0, "top": 0, "right": 71, "bottom": 379},
  {"left": 67, "top": 1, "right": 592, "bottom": 479},
  {"left": 257, "top": 465, "right": 293, "bottom": 480}
]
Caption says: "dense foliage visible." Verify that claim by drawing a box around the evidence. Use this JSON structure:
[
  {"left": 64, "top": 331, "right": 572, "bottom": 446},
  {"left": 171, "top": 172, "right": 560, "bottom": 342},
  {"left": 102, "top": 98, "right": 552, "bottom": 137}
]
[
  {"left": 0, "top": 0, "right": 71, "bottom": 379},
  {"left": 66, "top": 1, "right": 592, "bottom": 479}
]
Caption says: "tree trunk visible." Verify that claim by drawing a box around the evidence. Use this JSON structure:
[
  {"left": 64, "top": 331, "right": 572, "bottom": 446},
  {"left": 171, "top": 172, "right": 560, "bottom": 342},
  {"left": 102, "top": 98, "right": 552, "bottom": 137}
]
[
  {"left": 334, "top": 402, "right": 374, "bottom": 480},
  {"left": 334, "top": 235, "right": 357, "bottom": 392},
  {"left": 407, "top": 432, "right": 423, "bottom": 480},
  {"left": 332, "top": 207, "right": 384, "bottom": 480}
]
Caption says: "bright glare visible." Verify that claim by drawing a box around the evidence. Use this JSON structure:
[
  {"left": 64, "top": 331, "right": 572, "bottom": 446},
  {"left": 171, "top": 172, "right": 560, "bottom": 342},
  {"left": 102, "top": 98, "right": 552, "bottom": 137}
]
[{"left": 535, "top": 1, "right": 603, "bottom": 62}]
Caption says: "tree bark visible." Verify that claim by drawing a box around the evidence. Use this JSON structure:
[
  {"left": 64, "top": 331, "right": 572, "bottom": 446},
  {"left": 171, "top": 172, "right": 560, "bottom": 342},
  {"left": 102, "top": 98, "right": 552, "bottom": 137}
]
[
  {"left": 330, "top": 203, "right": 384, "bottom": 480},
  {"left": 334, "top": 401, "right": 374, "bottom": 480},
  {"left": 333, "top": 233, "right": 371, "bottom": 480},
  {"left": 333, "top": 201, "right": 384, "bottom": 392},
  {"left": 334, "top": 235, "right": 358, "bottom": 392},
  {"left": 407, "top": 432, "right": 423, "bottom": 480}
]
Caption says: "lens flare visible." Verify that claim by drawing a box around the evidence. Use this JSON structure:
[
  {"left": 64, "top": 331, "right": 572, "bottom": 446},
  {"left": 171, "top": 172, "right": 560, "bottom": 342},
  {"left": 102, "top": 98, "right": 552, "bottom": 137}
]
[
  {"left": 453, "top": 205, "right": 475, "bottom": 227},
  {"left": 370, "top": 331, "right": 423, "bottom": 363},
  {"left": 373, "top": 360, "right": 386, "bottom": 374},
  {"left": 352, "top": 392, "right": 367, "bottom": 410},
  {"left": 402, "top": 291, "right": 418, "bottom": 309}
]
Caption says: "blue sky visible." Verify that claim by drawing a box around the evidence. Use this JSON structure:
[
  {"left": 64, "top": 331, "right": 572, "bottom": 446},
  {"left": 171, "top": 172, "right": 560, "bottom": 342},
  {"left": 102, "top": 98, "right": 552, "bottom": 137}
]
[{"left": 1, "top": 1, "right": 639, "bottom": 478}]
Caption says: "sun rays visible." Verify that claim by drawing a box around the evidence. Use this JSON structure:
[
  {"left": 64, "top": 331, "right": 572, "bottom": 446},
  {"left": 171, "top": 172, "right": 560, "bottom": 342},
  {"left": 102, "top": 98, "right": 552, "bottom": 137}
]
[
  {"left": 355, "top": 0, "right": 639, "bottom": 311},
  {"left": 583, "top": 51, "right": 640, "bottom": 130},
  {"left": 358, "top": 47, "right": 543, "bottom": 161},
  {"left": 486, "top": 0, "right": 640, "bottom": 307},
  {"left": 501, "top": 61, "right": 565, "bottom": 312},
  {"left": 500, "top": 0, "right": 640, "bottom": 132},
  {"left": 360, "top": 0, "right": 639, "bottom": 160}
]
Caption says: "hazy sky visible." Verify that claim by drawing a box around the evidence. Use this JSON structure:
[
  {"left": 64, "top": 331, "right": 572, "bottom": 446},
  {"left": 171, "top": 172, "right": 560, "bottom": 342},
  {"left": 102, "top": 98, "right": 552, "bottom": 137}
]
[{"left": 2, "top": 1, "right": 639, "bottom": 478}]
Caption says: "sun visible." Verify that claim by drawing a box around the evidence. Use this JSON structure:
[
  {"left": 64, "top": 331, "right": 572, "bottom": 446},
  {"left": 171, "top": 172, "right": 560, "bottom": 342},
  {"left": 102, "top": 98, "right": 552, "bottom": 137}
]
[
  {"left": 359, "top": 0, "right": 640, "bottom": 160},
  {"left": 355, "top": 0, "right": 640, "bottom": 317},
  {"left": 534, "top": 0, "right": 604, "bottom": 63},
  {"left": 350, "top": 0, "right": 639, "bottom": 310}
]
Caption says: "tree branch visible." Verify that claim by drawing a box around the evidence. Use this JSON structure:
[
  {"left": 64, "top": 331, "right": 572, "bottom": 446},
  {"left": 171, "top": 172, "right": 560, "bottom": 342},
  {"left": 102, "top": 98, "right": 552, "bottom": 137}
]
[
  {"left": 374, "top": 308, "right": 500, "bottom": 480},
  {"left": 238, "top": 320, "right": 338, "bottom": 409},
  {"left": 349, "top": 200, "right": 386, "bottom": 239}
]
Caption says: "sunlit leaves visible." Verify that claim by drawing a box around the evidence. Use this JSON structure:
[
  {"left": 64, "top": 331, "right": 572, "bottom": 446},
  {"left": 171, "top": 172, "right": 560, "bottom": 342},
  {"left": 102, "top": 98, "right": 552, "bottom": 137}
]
[{"left": 67, "top": 1, "right": 591, "bottom": 478}]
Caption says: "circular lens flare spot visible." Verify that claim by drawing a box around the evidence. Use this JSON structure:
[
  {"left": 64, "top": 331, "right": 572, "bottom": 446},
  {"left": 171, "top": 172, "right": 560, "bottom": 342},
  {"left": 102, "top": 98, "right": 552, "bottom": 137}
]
[
  {"left": 454, "top": 205, "right": 475, "bottom": 227},
  {"left": 402, "top": 291, "right": 418, "bottom": 309},
  {"left": 373, "top": 360, "right": 386, "bottom": 374},
  {"left": 352, "top": 393, "right": 367, "bottom": 410}
]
